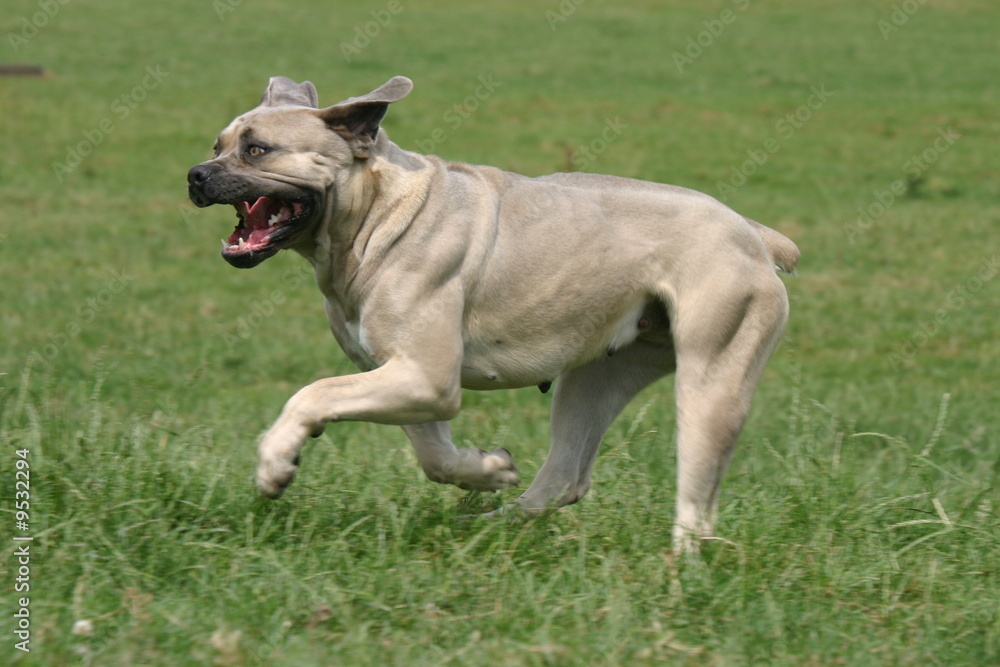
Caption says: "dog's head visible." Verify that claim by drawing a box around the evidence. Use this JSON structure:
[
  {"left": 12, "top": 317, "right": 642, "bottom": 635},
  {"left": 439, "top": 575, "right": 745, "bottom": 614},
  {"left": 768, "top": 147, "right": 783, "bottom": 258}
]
[{"left": 187, "top": 76, "right": 413, "bottom": 268}]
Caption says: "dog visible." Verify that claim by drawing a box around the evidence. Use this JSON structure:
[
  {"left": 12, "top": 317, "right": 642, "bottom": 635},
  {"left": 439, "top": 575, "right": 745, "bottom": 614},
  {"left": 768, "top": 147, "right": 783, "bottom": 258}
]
[{"left": 187, "top": 76, "right": 799, "bottom": 552}]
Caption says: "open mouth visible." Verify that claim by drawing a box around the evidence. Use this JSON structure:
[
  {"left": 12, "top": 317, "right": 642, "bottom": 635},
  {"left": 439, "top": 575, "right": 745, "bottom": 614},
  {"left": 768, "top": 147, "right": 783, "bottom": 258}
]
[{"left": 221, "top": 196, "right": 313, "bottom": 268}]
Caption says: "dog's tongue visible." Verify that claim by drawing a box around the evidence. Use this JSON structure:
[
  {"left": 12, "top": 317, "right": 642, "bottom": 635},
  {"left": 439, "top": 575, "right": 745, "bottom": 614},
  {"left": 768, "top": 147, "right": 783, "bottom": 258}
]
[{"left": 244, "top": 196, "right": 283, "bottom": 230}]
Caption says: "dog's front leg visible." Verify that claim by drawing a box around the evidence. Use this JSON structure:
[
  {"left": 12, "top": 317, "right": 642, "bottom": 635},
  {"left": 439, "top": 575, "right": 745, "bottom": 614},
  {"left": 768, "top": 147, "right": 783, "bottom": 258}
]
[
  {"left": 256, "top": 358, "right": 461, "bottom": 497},
  {"left": 402, "top": 421, "right": 520, "bottom": 491}
]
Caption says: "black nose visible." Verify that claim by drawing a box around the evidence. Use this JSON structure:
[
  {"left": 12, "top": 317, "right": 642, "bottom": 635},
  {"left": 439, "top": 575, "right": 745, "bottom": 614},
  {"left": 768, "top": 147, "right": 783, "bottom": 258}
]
[{"left": 187, "top": 163, "right": 215, "bottom": 186}]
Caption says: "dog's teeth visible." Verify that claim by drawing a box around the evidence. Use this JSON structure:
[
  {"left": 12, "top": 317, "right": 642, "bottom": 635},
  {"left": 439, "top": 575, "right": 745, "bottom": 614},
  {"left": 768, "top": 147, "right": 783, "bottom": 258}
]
[
  {"left": 268, "top": 213, "right": 281, "bottom": 226},
  {"left": 238, "top": 237, "right": 246, "bottom": 248},
  {"left": 221, "top": 239, "right": 228, "bottom": 250}
]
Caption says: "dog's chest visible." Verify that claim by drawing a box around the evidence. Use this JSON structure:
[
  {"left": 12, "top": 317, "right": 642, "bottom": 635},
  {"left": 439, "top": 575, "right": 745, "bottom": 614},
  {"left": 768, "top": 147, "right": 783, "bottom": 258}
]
[
  {"left": 342, "top": 320, "right": 379, "bottom": 371},
  {"left": 324, "top": 299, "right": 378, "bottom": 371}
]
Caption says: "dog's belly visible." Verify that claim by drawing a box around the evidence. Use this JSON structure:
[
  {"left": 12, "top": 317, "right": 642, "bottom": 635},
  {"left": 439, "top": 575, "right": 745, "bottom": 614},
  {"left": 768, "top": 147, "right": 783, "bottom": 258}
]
[
  {"left": 459, "top": 348, "right": 564, "bottom": 390},
  {"left": 458, "top": 297, "right": 671, "bottom": 390}
]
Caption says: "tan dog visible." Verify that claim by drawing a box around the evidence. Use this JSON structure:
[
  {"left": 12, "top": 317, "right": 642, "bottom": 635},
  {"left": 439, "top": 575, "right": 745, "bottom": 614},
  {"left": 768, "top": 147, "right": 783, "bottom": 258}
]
[{"left": 187, "top": 76, "right": 799, "bottom": 551}]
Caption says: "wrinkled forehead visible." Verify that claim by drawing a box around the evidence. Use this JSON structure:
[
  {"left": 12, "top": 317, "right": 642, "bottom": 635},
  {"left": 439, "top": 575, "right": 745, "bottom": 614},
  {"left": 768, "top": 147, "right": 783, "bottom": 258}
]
[{"left": 216, "top": 107, "right": 324, "bottom": 148}]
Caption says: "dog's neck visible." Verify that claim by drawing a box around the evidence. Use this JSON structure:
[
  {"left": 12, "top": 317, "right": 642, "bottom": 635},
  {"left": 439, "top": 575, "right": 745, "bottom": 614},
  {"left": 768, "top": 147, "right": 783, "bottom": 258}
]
[{"left": 302, "top": 136, "right": 434, "bottom": 307}]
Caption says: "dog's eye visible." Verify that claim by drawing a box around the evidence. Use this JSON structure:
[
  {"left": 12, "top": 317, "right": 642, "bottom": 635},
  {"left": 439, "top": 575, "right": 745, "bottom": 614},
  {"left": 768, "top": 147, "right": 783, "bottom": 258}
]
[{"left": 247, "top": 145, "right": 267, "bottom": 158}]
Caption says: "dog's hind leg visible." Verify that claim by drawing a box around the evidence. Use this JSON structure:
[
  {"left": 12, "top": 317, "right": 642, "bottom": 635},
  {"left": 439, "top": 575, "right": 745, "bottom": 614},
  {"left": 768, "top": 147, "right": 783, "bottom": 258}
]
[
  {"left": 516, "top": 341, "right": 676, "bottom": 511},
  {"left": 669, "top": 272, "right": 789, "bottom": 552},
  {"left": 402, "top": 421, "right": 521, "bottom": 491}
]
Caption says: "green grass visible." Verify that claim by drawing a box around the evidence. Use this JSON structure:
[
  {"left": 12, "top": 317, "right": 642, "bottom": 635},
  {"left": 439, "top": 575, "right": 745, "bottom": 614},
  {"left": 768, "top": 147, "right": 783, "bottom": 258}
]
[{"left": 2, "top": 0, "right": 998, "bottom": 664}]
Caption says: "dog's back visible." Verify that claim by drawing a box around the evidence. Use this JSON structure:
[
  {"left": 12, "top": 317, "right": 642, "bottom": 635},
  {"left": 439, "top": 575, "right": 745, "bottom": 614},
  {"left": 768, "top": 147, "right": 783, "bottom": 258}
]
[{"left": 532, "top": 171, "right": 800, "bottom": 275}]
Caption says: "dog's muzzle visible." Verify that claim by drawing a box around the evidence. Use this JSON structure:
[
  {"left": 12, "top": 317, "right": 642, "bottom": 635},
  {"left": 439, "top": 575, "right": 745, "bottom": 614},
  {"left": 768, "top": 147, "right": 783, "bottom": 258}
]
[
  {"left": 187, "top": 163, "right": 219, "bottom": 208},
  {"left": 187, "top": 163, "right": 318, "bottom": 269}
]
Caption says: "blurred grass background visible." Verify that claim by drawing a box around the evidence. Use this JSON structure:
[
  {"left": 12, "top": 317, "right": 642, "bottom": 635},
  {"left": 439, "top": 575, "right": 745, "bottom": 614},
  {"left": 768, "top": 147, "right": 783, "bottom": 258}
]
[{"left": 1, "top": 0, "right": 998, "bottom": 664}]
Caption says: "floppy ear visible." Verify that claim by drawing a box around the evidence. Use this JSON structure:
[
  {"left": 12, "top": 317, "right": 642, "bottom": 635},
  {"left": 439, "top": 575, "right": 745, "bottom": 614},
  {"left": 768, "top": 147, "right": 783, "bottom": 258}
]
[
  {"left": 316, "top": 76, "right": 413, "bottom": 158},
  {"left": 260, "top": 77, "right": 319, "bottom": 108}
]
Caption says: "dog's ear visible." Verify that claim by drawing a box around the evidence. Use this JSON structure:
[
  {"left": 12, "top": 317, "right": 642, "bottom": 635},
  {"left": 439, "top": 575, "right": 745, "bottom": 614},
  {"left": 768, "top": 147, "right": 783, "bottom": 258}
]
[
  {"left": 316, "top": 76, "right": 413, "bottom": 158},
  {"left": 261, "top": 77, "right": 319, "bottom": 108}
]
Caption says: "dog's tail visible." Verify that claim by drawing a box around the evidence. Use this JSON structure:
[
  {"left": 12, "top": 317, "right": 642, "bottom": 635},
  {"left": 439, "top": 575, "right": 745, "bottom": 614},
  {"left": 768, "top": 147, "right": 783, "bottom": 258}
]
[{"left": 745, "top": 218, "right": 800, "bottom": 276}]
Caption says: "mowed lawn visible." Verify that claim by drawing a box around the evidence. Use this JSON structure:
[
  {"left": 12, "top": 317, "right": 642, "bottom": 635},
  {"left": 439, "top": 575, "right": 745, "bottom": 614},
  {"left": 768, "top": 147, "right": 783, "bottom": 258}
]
[{"left": 2, "top": 1, "right": 998, "bottom": 664}]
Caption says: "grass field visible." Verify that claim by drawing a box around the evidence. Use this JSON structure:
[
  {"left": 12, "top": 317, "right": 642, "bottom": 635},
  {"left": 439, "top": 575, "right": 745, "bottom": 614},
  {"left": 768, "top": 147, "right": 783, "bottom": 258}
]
[{"left": 2, "top": 0, "right": 998, "bottom": 664}]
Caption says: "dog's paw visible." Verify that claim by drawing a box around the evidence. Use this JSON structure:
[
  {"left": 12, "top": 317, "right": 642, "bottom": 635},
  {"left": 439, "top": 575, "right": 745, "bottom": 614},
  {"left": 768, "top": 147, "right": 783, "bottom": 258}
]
[
  {"left": 254, "top": 416, "right": 326, "bottom": 497},
  {"left": 256, "top": 421, "right": 307, "bottom": 498},
  {"left": 256, "top": 456, "right": 298, "bottom": 498},
  {"left": 454, "top": 447, "right": 520, "bottom": 491}
]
